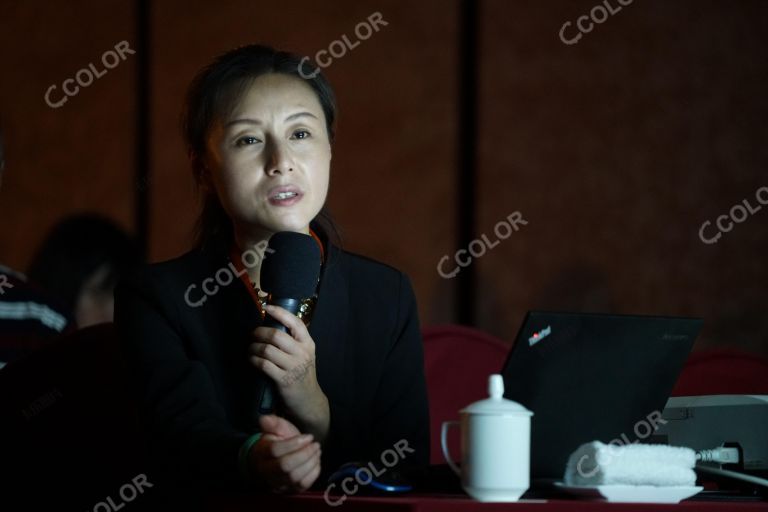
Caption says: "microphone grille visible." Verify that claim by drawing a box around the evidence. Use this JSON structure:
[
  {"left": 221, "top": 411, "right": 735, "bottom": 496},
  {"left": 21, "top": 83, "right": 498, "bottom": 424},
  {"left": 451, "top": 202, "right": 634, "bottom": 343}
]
[{"left": 260, "top": 232, "right": 322, "bottom": 298}]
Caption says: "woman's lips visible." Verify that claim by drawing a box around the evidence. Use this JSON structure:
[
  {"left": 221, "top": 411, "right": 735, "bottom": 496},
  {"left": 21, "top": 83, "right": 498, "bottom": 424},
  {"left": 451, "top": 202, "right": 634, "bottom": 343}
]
[{"left": 267, "top": 189, "right": 303, "bottom": 207}]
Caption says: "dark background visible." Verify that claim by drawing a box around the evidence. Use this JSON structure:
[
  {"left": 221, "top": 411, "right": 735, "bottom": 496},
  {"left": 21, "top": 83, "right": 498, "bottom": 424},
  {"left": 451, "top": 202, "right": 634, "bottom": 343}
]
[{"left": 1, "top": 0, "right": 766, "bottom": 355}]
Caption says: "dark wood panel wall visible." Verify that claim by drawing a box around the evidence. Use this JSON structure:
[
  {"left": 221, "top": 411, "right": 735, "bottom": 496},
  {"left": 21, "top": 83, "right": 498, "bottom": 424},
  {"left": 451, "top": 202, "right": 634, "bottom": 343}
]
[{"left": 1, "top": 0, "right": 766, "bottom": 355}]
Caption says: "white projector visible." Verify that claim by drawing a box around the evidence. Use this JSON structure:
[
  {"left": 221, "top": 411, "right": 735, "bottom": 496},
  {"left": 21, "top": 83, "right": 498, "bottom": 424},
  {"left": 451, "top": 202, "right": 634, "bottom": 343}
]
[{"left": 656, "top": 395, "right": 768, "bottom": 471}]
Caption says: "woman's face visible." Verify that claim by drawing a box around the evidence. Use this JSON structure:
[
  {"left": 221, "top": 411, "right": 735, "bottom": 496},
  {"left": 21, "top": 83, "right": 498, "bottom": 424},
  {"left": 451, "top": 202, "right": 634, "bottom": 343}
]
[{"left": 204, "top": 73, "right": 331, "bottom": 240}]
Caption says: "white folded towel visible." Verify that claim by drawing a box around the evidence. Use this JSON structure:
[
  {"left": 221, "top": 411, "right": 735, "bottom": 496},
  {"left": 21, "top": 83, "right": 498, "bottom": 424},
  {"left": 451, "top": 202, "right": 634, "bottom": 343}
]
[{"left": 564, "top": 441, "right": 697, "bottom": 487}]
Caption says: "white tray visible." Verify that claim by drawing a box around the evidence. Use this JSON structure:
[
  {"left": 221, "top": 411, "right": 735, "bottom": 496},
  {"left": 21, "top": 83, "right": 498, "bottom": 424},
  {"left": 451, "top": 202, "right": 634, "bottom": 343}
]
[{"left": 554, "top": 482, "right": 703, "bottom": 503}]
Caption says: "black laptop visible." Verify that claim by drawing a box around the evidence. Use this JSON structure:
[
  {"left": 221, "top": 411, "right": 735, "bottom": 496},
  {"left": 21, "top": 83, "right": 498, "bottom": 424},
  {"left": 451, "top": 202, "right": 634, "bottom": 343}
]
[{"left": 501, "top": 311, "right": 702, "bottom": 480}]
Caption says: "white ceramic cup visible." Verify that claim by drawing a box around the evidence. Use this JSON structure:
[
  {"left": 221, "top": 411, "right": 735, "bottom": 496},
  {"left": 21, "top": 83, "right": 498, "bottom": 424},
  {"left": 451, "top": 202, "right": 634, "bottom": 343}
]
[{"left": 440, "top": 374, "right": 533, "bottom": 502}]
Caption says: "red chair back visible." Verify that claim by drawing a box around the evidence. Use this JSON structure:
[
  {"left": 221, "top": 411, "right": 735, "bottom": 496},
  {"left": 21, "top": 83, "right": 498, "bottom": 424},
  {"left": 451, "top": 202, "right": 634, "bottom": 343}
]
[
  {"left": 422, "top": 324, "right": 510, "bottom": 465},
  {"left": 671, "top": 348, "right": 768, "bottom": 396}
]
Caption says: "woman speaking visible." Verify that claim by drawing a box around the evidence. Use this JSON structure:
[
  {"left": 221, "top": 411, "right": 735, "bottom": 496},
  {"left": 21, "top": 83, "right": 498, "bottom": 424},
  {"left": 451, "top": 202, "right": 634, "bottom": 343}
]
[{"left": 115, "top": 44, "right": 429, "bottom": 501}]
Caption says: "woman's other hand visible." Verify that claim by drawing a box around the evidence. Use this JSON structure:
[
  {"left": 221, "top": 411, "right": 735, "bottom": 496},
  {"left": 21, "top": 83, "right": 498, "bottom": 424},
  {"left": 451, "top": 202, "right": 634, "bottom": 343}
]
[{"left": 249, "top": 414, "right": 322, "bottom": 493}]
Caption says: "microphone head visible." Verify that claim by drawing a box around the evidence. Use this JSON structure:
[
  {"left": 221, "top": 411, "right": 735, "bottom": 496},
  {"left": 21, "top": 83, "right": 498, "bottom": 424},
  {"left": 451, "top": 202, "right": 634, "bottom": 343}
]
[{"left": 260, "top": 231, "right": 322, "bottom": 298}]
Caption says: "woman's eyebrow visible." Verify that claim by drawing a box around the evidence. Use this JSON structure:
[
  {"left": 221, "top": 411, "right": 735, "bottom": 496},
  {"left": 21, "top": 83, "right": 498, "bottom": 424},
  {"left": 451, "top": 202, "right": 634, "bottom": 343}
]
[
  {"left": 224, "top": 111, "right": 318, "bottom": 128},
  {"left": 285, "top": 111, "right": 318, "bottom": 122}
]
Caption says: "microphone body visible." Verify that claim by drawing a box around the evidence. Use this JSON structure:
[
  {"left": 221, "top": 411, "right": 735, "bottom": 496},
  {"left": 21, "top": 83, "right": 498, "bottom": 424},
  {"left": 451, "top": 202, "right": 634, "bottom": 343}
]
[
  {"left": 255, "top": 297, "right": 301, "bottom": 415},
  {"left": 250, "top": 231, "right": 321, "bottom": 427}
]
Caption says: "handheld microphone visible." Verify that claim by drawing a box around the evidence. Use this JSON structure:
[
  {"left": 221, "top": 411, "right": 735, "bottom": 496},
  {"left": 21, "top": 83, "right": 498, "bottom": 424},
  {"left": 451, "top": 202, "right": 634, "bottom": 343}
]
[{"left": 253, "top": 231, "right": 321, "bottom": 421}]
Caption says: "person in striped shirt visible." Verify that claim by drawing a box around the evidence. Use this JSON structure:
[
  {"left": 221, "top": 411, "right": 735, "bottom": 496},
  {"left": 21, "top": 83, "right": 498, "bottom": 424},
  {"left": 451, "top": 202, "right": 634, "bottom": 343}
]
[{"left": 0, "top": 125, "right": 73, "bottom": 368}]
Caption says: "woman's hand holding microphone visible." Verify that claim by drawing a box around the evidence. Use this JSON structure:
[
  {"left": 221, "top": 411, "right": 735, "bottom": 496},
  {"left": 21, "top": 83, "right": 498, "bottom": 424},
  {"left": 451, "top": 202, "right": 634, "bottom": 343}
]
[{"left": 245, "top": 304, "right": 331, "bottom": 492}]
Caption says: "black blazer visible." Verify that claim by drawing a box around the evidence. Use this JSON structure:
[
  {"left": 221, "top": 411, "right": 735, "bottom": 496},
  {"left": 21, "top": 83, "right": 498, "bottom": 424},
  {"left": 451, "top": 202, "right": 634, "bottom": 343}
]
[{"left": 114, "top": 235, "right": 430, "bottom": 492}]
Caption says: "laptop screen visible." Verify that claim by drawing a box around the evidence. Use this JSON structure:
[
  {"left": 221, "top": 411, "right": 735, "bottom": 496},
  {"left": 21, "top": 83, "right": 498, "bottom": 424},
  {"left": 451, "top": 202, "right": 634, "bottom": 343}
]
[{"left": 501, "top": 311, "right": 701, "bottom": 479}]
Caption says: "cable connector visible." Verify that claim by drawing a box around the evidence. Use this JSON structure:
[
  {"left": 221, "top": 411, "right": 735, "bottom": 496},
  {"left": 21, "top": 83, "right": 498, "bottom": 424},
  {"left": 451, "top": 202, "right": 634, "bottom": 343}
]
[{"left": 696, "top": 446, "right": 740, "bottom": 465}]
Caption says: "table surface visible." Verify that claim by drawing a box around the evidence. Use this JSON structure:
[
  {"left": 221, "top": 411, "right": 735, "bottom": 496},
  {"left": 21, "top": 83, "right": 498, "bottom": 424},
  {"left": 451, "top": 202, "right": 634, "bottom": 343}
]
[{"left": 207, "top": 491, "right": 768, "bottom": 511}]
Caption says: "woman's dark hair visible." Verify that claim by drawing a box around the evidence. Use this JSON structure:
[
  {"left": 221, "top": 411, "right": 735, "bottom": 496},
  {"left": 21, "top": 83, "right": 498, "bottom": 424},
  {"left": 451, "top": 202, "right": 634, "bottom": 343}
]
[
  {"left": 27, "top": 214, "right": 139, "bottom": 315},
  {"left": 181, "top": 44, "right": 341, "bottom": 249}
]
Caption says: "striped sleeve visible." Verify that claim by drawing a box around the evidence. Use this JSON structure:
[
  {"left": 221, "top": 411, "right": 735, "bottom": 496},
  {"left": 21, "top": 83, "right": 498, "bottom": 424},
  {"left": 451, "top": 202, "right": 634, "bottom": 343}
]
[{"left": 0, "top": 266, "right": 73, "bottom": 367}]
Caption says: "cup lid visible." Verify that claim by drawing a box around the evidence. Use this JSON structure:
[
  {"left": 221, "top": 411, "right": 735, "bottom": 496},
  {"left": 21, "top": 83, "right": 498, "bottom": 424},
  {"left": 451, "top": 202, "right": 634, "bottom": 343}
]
[{"left": 461, "top": 374, "right": 533, "bottom": 415}]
